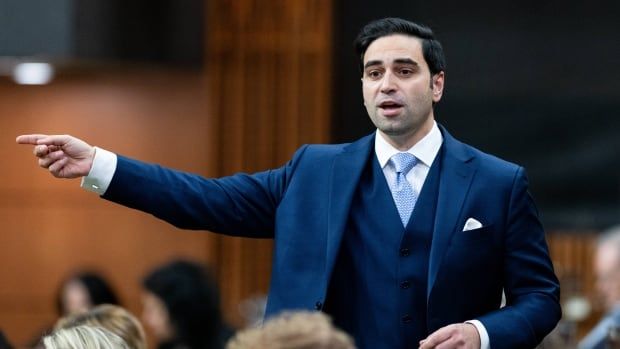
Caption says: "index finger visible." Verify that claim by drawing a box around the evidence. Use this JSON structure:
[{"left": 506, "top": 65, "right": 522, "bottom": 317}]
[
  {"left": 16, "top": 134, "right": 49, "bottom": 145},
  {"left": 16, "top": 134, "right": 70, "bottom": 146}
]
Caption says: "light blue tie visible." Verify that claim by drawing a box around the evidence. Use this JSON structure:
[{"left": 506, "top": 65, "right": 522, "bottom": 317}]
[{"left": 390, "top": 152, "right": 418, "bottom": 226}]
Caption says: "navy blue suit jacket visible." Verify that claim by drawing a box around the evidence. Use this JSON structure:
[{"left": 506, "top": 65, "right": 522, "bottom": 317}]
[{"left": 103, "top": 126, "right": 561, "bottom": 348}]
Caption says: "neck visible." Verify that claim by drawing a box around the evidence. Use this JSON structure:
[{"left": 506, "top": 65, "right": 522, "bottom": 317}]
[{"left": 380, "top": 117, "right": 435, "bottom": 151}]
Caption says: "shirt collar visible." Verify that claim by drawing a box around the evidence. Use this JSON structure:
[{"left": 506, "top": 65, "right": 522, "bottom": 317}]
[{"left": 375, "top": 121, "right": 443, "bottom": 168}]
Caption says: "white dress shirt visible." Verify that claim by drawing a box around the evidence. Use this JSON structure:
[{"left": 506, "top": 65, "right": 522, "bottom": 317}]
[
  {"left": 375, "top": 121, "right": 443, "bottom": 195},
  {"left": 81, "top": 146, "right": 117, "bottom": 195}
]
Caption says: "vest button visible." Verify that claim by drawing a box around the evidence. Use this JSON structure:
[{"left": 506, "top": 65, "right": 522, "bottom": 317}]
[
  {"left": 400, "top": 280, "right": 411, "bottom": 289},
  {"left": 315, "top": 301, "right": 323, "bottom": 310},
  {"left": 402, "top": 314, "right": 413, "bottom": 323},
  {"left": 400, "top": 247, "right": 410, "bottom": 257}
]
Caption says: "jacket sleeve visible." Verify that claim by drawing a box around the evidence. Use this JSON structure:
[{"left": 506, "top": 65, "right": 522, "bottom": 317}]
[
  {"left": 102, "top": 145, "right": 309, "bottom": 238},
  {"left": 478, "top": 167, "right": 562, "bottom": 348}
]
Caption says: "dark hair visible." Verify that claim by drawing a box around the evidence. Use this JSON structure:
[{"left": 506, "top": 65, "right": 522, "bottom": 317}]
[
  {"left": 57, "top": 272, "right": 120, "bottom": 315},
  {"left": 354, "top": 17, "right": 446, "bottom": 75},
  {"left": 0, "top": 330, "right": 13, "bottom": 349},
  {"left": 143, "top": 260, "right": 228, "bottom": 349}
]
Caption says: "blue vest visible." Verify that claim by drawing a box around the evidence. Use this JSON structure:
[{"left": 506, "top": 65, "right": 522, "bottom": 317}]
[{"left": 325, "top": 148, "right": 442, "bottom": 349}]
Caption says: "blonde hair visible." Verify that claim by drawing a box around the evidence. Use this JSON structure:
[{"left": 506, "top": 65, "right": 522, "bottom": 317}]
[
  {"left": 43, "top": 325, "right": 129, "bottom": 349},
  {"left": 226, "top": 311, "right": 356, "bottom": 349},
  {"left": 55, "top": 304, "right": 147, "bottom": 349}
]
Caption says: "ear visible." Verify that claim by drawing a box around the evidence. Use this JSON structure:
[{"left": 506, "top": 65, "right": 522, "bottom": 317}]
[{"left": 431, "top": 71, "right": 445, "bottom": 102}]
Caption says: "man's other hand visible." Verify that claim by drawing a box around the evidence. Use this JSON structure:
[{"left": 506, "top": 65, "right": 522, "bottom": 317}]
[{"left": 419, "top": 323, "right": 481, "bottom": 349}]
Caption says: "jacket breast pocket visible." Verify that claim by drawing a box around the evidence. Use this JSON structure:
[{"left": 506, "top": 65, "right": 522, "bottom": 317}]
[
  {"left": 446, "top": 224, "right": 500, "bottom": 272},
  {"left": 454, "top": 224, "right": 495, "bottom": 244}
]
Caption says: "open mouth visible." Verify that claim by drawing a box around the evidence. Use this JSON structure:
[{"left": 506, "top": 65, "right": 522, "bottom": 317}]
[{"left": 378, "top": 100, "right": 403, "bottom": 115}]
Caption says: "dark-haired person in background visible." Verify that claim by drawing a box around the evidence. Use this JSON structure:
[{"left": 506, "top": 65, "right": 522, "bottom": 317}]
[
  {"left": 18, "top": 17, "right": 560, "bottom": 349},
  {"left": 141, "top": 260, "right": 231, "bottom": 349},
  {"left": 57, "top": 271, "right": 120, "bottom": 316},
  {"left": 0, "top": 330, "right": 13, "bottom": 349},
  {"left": 29, "top": 271, "right": 120, "bottom": 348}
]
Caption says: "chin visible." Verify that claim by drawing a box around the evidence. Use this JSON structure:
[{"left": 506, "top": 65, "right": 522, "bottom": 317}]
[{"left": 381, "top": 127, "right": 410, "bottom": 137}]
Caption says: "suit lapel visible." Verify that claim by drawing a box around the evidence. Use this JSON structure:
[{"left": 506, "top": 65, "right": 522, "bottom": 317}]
[
  {"left": 427, "top": 125, "right": 477, "bottom": 298},
  {"left": 325, "top": 134, "right": 374, "bottom": 284}
]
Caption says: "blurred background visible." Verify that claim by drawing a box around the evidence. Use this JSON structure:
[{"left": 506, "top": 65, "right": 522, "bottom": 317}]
[{"left": 0, "top": 0, "right": 618, "bottom": 347}]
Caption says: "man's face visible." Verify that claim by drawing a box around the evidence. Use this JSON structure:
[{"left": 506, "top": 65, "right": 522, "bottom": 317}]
[
  {"left": 595, "top": 244, "right": 620, "bottom": 310},
  {"left": 362, "top": 34, "right": 444, "bottom": 149}
]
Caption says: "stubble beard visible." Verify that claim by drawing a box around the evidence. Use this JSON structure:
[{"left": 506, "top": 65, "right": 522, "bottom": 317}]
[{"left": 371, "top": 108, "right": 413, "bottom": 137}]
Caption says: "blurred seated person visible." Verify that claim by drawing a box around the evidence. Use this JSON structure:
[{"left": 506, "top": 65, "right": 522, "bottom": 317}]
[
  {"left": 30, "top": 271, "right": 121, "bottom": 347},
  {"left": 226, "top": 311, "right": 355, "bottom": 349},
  {"left": 43, "top": 325, "right": 128, "bottom": 349},
  {"left": 55, "top": 304, "right": 147, "bottom": 349},
  {"left": 57, "top": 271, "right": 120, "bottom": 316},
  {"left": 142, "top": 260, "right": 232, "bottom": 349},
  {"left": 0, "top": 330, "right": 13, "bottom": 349},
  {"left": 579, "top": 226, "right": 620, "bottom": 349}
]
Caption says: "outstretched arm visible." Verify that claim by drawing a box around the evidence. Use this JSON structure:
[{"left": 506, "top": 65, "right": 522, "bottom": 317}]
[{"left": 16, "top": 134, "right": 95, "bottom": 178}]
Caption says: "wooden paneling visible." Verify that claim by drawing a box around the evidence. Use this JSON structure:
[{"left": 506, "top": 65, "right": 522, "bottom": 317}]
[
  {"left": 0, "top": 71, "right": 216, "bottom": 347},
  {"left": 0, "top": 0, "right": 334, "bottom": 345},
  {"left": 547, "top": 231, "right": 602, "bottom": 339},
  {"left": 205, "top": 0, "right": 333, "bottom": 327}
]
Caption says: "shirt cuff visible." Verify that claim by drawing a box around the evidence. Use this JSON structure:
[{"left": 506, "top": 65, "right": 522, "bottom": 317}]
[
  {"left": 466, "top": 320, "right": 490, "bottom": 349},
  {"left": 80, "top": 146, "right": 117, "bottom": 195}
]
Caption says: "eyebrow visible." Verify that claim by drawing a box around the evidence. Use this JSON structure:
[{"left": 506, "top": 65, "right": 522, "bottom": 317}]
[
  {"left": 363, "top": 58, "right": 419, "bottom": 70},
  {"left": 394, "top": 58, "right": 419, "bottom": 66}
]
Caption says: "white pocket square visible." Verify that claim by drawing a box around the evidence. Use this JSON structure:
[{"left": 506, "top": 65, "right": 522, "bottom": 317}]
[{"left": 463, "top": 218, "right": 483, "bottom": 231}]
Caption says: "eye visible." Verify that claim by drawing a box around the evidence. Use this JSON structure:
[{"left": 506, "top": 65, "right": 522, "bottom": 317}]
[
  {"left": 366, "top": 69, "right": 383, "bottom": 80},
  {"left": 399, "top": 68, "right": 414, "bottom": 77}
]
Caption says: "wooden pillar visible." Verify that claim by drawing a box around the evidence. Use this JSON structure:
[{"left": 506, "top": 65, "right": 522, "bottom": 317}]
[{"left": 205, "top": 0, "right": 333, "bottom": 326}]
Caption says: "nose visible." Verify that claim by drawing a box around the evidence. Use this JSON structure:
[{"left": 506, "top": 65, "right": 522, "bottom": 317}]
[{"left": 380, "top": 71, "right": 397, "bottom": 93}]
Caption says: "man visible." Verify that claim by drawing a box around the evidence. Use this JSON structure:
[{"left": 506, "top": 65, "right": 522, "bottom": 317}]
[
  {"left": 578, "top": 226, "right": 620, "bottom": 349},
  {"left": 17, "top": 18, "right": 560, "bottom": 349}
]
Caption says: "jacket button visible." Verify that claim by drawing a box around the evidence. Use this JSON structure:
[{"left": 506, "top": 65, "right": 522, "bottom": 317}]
[
  {"left": 315, "top": 301, "right": 323, "bottom": 310},
  {"left": 402, "top": 314, "right": 413, "bottom": 323},
  {"left": 400, "top": 248, "right": 410, "bottom": 257},
  {"left": 400, "top": 280, "right": 411, "bottom": 289}
]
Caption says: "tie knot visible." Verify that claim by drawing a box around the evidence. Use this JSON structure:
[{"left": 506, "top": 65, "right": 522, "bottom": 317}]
[{"left": 390, "top": 152, "right": 417, "bottom": 175}]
